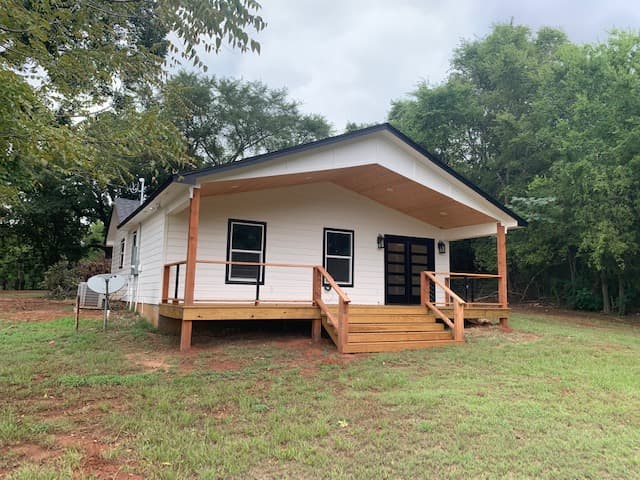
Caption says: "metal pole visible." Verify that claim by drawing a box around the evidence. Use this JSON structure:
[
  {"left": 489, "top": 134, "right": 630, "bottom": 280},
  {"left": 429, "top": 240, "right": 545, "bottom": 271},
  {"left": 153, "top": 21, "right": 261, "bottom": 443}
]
[
  {"left": 255, "top": 265, "right": 261, "bottom": 305},
  {"left": 103, "top": 279, "right": 109, "bottom": 331}
]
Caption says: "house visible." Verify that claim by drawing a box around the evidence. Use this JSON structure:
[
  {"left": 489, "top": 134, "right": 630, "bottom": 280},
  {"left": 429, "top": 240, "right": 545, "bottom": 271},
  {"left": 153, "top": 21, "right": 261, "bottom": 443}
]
[{"left": 106, "top": 123, "right": 526, "bottom": 353}]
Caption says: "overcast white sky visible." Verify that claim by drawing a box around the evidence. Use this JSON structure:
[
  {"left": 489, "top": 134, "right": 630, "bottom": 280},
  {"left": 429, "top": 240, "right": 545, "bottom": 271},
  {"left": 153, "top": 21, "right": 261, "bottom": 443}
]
[{"left": 190, "top": 0, "right": 640, "bottom": 131}]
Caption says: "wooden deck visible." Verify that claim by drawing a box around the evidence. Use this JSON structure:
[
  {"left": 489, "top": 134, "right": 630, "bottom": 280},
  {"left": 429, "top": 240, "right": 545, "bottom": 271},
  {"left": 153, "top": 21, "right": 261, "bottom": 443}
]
[{"left": 159, "top": 303, "right": 510, "bottom": 353}]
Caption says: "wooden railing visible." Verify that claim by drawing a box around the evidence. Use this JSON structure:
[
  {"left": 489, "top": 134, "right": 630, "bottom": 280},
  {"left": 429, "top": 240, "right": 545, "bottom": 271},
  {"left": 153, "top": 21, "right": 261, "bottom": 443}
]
[
  {"left": 312, "top": 266, "right": 351, "bottom": 354},
  {"left": 421, "top": 271, "right": 466, "bottom": 342},
  {"left": 162, "top": 259, "right": 351, "bottom": 352},
  {"left": 433, "top": 272, "right": 504, "bottom": 307}
]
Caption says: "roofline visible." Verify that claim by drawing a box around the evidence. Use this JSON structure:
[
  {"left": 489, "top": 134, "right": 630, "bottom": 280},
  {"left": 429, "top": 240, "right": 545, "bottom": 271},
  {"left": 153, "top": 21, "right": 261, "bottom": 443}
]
[{"left": 117, "top": 123, "right": 527, "bottom": 229}]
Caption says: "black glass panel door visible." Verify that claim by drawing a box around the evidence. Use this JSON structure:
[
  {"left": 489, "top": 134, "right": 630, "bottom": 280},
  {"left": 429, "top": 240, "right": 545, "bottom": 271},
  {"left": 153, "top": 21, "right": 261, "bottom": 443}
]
[{"left": 384, "top": 235, "right": 435, "bottom": 305}]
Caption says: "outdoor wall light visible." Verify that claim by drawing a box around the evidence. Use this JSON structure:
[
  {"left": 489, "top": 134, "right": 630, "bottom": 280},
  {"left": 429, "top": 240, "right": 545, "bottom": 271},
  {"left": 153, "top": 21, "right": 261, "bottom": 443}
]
[
  {"left": 377, "top": 234, "right": 385, "bottom": 249},
  {"left": 437, "top": 240, "right": 446, "bottom": 255}
]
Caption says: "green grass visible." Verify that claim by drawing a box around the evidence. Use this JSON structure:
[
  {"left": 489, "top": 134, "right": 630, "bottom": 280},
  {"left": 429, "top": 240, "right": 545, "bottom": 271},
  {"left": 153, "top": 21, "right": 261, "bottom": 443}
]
[{"left": 1, "top": 312, "right": 639, "bottom": 479}]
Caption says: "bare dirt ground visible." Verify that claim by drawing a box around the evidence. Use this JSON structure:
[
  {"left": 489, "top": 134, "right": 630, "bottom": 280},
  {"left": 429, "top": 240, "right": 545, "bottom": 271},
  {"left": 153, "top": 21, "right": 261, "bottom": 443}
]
[{"left": 0, "top": 293, "right": 103, "bottom": 322}]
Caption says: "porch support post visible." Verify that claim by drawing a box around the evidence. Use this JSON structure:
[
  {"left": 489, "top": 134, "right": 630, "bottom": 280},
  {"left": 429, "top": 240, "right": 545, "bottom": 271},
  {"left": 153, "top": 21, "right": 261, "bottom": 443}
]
[
  {"left": 496, "top": 222, "right": 510, "bottom": 330},
  {"left": 184, "top": 187, "right": 200, "bottom": 305},
  {"left": 181, "top": 186, "right": 200, "bottom": 352},
  {"left": 311, "top": 267, "right": 322, "bottom": 342}
]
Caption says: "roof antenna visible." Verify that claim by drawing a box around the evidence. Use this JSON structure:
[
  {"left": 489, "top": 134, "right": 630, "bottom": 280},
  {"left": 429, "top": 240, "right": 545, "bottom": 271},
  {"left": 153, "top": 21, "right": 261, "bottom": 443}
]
[{"left": 139, "top": 178, "right": 145, "bottom": 204}]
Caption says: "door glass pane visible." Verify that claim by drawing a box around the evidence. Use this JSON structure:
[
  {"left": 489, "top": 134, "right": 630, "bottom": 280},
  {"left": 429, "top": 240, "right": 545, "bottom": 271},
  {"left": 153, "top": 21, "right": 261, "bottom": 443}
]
[
  {"left": 412, "top": 265, "right": 426, "bottom": 275},
  {"left": 411, "top": 274, "right": 421, "bottom": 286},
  {"left": 232, "top": 223, "right": 263, "bottom": 250},
  {"left": 412, "top": 286, "right": 421, "bottom": 296},
  {"left": 387, "top": 264, "right": 405, "bottom": 274},
  {"left": 326, "top": 257, "right": 350, "bottom": 283},
  {"left": 388, "top": 274, "right": 405, "bottom": 285},
  {"left": 389, "top": 286, "right": 405, "bottom": 295},
  {"left": 387, "top": 253, "right": 404, "bottom": 263},
  {"left": 387, "top": 242, "right": 405, "bottom": 253},
  {"left": 412, "top": 244, "right": 427, "bottom": 254},
  {"left": 326, "top": 231, "right": 352, "bottom": 256},
  {"left": 411, "top": 254, "right": 428, "bottom": 264}
]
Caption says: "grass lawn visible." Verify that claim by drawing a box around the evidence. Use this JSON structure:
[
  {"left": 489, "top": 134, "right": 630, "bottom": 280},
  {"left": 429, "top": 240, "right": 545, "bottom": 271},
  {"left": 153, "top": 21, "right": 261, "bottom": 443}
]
[{"left": 1, "top": 309, "right": 639, "bottom": 479}]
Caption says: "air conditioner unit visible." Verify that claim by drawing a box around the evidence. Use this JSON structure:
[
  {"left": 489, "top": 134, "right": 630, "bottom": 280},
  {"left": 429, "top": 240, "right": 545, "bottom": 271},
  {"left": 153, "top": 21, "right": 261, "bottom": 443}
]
[{"left": 77, "top": 282, "right": 105, "bottom": 309}]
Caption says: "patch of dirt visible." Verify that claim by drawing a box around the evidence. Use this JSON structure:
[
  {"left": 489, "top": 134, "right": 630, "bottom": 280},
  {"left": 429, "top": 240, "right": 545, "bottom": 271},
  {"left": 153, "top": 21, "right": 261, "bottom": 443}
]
[
  {"left": 0, "top": 297, "right": 103, "bottom": 322},
  {"left": 125, "top": 353, "right": 171, "bottom": 372}
]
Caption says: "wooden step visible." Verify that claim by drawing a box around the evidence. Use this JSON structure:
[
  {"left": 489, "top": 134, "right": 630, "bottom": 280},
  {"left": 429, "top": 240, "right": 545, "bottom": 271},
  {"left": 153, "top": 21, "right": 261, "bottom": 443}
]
[
  {"left": 348, "top": 314, "right": 436, "bottom": 324},
  {"left": 343, "top": 305, "right": 429, "bottom": 315},
  {"left": 343, "top": 338, "right": 459, "bottom": 353},
  {"left": 349, "top": 331, "right": 453, "bottom": 343},
  {"left": 349, "top": 323, "right": 444, "bottom": 333}
]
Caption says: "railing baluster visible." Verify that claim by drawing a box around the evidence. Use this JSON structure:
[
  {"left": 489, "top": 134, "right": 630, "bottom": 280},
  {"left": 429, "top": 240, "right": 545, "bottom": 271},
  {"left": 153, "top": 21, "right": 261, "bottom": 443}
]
[{"left": 174, "top": 264, "right": 180, "bottom": 302}]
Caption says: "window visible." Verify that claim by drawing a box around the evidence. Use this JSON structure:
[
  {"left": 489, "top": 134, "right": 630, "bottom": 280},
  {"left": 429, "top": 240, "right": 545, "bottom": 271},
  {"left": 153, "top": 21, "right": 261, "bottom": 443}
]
[
  {"left": 118, "top": 238, "right": 126, "bottom": 269},
  {"left": 226, "top": 219, "right": 266, "bottom": 284},
  {"left": 323, "top": 228, "right": 354, "bottom": 287}
]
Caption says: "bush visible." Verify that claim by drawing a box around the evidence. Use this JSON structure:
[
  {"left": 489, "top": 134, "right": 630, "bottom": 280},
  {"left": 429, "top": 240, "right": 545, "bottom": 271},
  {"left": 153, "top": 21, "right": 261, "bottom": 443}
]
[{"left": 41, "top": 257, "right": 110, "bottom": 299}]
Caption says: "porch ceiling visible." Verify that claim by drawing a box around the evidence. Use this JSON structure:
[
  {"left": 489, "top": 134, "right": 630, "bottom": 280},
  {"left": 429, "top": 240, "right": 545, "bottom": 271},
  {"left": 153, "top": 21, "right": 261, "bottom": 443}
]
[{"left": 198, "top": 164, "right": 495, "bottom": 229}]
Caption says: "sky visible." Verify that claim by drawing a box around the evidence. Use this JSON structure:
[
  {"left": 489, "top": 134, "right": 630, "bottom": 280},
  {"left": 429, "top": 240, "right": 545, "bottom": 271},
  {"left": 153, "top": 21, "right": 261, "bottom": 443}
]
[{"left": 189, "top": 0, "right": 640, "bottom": 131}]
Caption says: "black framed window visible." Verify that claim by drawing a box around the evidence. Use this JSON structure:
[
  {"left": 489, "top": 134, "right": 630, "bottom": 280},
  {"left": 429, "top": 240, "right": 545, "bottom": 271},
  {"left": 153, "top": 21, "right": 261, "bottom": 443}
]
[
  {"left": 118, "top": 238, "right": 126, "bottom": 269},
  {"left": 130, "top": 231, "right": 138, "bottom": 266},
  {"left": 226, "top": 219, "right": 266, "bottom": 284},
  {"left": 323, "top": 228, "right": 354, "bottom": 287}
]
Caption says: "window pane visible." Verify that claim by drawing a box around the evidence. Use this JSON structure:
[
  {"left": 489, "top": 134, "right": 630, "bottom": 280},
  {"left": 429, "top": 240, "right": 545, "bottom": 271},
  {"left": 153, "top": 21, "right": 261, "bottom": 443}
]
[
  {"left": 326, "top": 231, "right": 351, "bottom": 256},
  {"left": 232, "top": 223, "right": 263, "bottom": 251},
  {"left": 326, "top": 257, "right": 350, "bottom": 284},
  {"left": 230, "top": 252, "right": 261, "bottom": 280}
]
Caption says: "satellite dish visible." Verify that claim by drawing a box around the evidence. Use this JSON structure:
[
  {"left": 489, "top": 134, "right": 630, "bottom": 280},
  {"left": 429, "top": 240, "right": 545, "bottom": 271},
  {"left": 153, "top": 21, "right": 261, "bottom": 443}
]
[
  {"left": 86, "top": 274, "right": 127, "bottom": 331},
  {"left": 87, "top": 274, "right": 127, "bottom": 295}
]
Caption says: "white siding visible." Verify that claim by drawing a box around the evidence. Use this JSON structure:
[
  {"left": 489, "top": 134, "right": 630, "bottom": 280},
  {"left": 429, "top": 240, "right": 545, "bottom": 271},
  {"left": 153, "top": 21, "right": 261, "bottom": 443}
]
[
  {"left": 135, "top": 213, "right": 165, "bottom": 304},
  {"left": 164, "top": 182, "right": 450, "bottom": 305}
]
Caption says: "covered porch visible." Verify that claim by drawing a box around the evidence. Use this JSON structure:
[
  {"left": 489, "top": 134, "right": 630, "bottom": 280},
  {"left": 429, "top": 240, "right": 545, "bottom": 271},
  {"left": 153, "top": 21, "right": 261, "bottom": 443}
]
[{"left": 158, "top": 181, "right": 511, "bottom": 352}]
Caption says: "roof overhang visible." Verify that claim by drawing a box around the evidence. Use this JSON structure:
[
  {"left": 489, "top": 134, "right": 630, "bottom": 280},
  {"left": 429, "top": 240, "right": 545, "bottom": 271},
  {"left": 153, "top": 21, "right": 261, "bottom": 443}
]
[{"left": 199, "top": 164, "right": 496, "bottom": 230}]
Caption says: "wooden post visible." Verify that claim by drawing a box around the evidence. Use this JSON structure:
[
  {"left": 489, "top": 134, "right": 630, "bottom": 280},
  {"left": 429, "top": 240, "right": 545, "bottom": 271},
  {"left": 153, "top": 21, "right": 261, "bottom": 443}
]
[
  {"left": 338, "top": 300, "right": 349, "bottom": 354},
  {"left": 496, "top": 222, "right": 510, "bottom": 330},
  {"left": 182, "top": 187, "right": 200, "bottom": 352},
  {"left": 184, "top": 187, "right": 200, "bottom": 305},
  {"left": 445, "top": 277, "right": 451, "bottom": 306},
  {"left": 453, "top": 300, "right": 465, "bottom": 342},
  {"left": 180, "top": 320, "right": 193, "bottom": 352},
  {"left": 161, "top": 265, "right": 170, "bottom": 303},
  {"left": 420, "top": 272, "right": 427, "bottom": 305},
  {"left": 311, "top": 267, "right": 322, "bottom": 342}
]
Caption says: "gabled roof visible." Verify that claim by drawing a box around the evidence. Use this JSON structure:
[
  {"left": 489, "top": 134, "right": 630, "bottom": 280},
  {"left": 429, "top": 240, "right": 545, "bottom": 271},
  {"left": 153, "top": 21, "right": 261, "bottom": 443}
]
[{"left": 118, "top": 123, "right": 527, "bottom": 228}]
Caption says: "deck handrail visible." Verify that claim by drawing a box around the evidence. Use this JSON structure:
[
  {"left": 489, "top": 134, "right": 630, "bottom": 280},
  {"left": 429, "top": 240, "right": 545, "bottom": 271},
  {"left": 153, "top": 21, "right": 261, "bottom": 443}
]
[
  {"left": 421, "top": 271, "right": 465, "bottom": 342},
  {"left": 313, "top": 266, "right": 350, "bottom": 354},
  {"left": 162, "top": 260, "right": 351, "bottom": 352}
]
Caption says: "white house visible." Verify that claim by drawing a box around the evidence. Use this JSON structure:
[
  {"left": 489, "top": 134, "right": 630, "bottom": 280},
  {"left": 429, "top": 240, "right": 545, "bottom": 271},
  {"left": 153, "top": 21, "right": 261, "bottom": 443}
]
[{"left": 106, "top": 124, "right": 525, "bottom": 353}]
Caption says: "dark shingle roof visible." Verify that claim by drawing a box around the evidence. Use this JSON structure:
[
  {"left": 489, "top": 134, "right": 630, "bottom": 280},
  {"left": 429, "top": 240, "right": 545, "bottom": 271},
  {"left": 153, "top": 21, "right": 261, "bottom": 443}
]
[{"left": 114, "top": 198, "right": 140, "bottom": 223}]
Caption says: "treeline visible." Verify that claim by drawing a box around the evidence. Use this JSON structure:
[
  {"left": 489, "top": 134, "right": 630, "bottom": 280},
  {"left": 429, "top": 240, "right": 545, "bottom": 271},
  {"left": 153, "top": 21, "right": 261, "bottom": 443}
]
[
  {"left": 390, "top": 24, "right": 640, "bottom": 313},
  {"left": 0, "top": 0, "right": 331, "bottom": 290}
]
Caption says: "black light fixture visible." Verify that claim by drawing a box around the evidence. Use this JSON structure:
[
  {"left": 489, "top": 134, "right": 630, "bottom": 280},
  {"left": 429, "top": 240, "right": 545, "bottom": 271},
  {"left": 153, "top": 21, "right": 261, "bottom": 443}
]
[
  {"left": 377, "top": 234, "right": 385, "bottom": 249},
  {"left": 437, "top": 240, "right": 446, "bottom": 255}
]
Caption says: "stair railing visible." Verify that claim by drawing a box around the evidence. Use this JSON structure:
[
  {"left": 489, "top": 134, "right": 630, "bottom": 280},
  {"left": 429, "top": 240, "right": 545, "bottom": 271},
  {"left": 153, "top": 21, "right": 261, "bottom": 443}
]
[
  {"left": 313, "top": 266, "right": 351, "bottom": 353},
  {"left": 421, "top": 271, "right": 465, "bottom": 342}
]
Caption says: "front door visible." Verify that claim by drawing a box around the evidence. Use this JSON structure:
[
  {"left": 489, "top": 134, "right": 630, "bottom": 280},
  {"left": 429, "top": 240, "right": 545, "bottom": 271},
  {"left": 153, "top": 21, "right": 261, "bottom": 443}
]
[{"left": 384, "top": 235, "right": 435, "bottom": 305}]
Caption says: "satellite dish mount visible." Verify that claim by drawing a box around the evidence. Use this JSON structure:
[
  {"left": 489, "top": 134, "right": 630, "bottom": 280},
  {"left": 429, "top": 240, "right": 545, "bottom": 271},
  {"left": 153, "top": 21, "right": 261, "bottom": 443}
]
[{"left": 86, "top": 274, "right": 127, "bottom": 331}]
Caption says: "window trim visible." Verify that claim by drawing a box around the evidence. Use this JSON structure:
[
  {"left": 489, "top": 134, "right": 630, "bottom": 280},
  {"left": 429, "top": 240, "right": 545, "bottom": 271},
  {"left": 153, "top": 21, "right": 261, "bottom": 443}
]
[
  {"left": 225, "top": 219, "right": 267, "bottom": 285},
  {"left": 323, "top": 228, "right": 354, "bottom": 288},
  {"left": 118, "top": 237, "right": 126, "bottom": 269}
]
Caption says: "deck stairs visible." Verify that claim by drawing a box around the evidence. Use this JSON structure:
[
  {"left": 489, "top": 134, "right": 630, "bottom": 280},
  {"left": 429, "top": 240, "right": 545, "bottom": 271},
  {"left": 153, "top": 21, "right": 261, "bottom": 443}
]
[{"left": 320, "top": 305, "right": 456, "bottom": 353}]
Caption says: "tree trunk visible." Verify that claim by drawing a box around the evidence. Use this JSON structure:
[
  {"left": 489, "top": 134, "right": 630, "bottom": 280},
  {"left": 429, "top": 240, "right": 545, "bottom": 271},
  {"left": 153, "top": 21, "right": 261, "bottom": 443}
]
[
  {"left": 600, "top": 270, "right": 610, "bottom": 314},
  {"left": 617, "top": 274, "right": 625, "bottom": 315}
]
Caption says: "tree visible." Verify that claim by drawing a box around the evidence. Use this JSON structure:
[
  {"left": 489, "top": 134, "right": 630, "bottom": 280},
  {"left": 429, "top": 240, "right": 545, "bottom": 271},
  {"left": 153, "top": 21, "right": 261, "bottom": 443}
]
[{"left": 161, "top": 72, "right": 332, "bottom": 165}]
